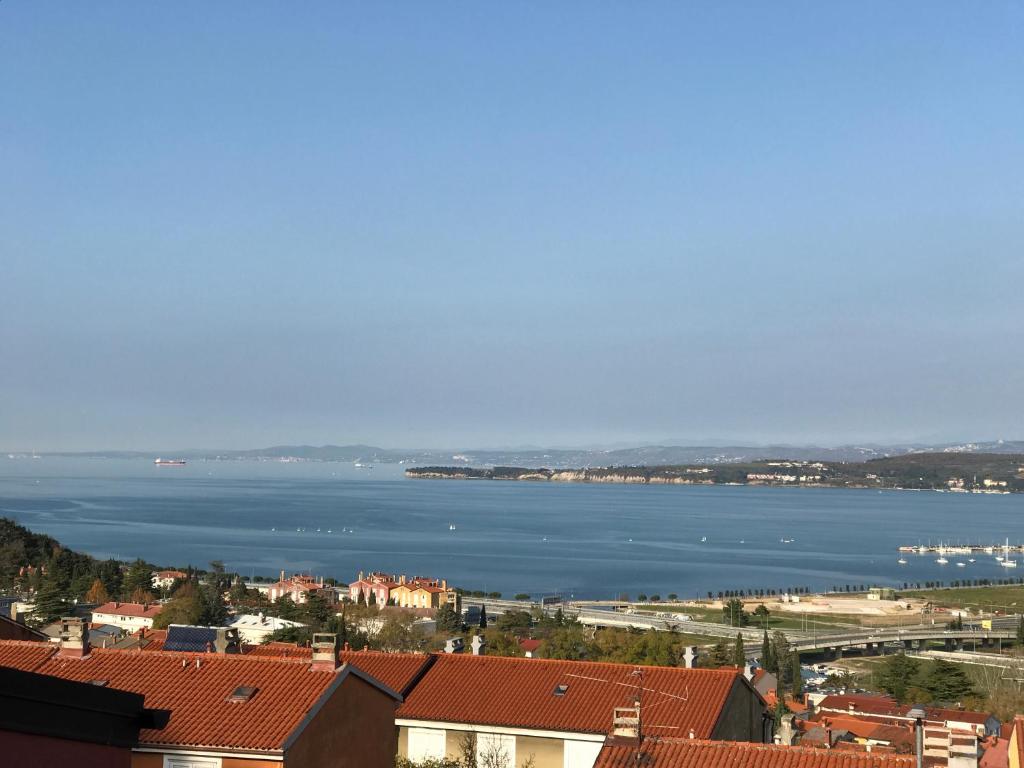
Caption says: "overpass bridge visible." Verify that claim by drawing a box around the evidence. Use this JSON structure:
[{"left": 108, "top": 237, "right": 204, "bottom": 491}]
[{"left": 787, "top": 627, "right": 1016, "bottom": 657}]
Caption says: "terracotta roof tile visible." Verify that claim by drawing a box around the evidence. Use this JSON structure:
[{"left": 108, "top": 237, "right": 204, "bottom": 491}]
[
  {"left": 0, "top": 639, "right": 59, "bottom": 671},
  {"left": 398, "top": 654, "right": 743, "bottom": 737},
  {"left": 0, "top": 640, "right": 385, "bottom": 752},
  {"left": 595, "top": 739, "right": 914, "bottom": 768},
  {"left": 37, "top": 648, "right": 344, "bottom": 751},
  {"left": 340, "top": 651, "right": 435, "bottom": 696}
]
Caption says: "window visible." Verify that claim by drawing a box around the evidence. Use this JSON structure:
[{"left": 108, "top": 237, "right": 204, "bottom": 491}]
[
  {"left": 408, "top": 727, "right": 446, "bottom": 762},
  {"left": 164, "top": 756, "right": 221, "bottom": 768},
  {"left": 476, "top": 733, "right": 516, "bottom": 768}
]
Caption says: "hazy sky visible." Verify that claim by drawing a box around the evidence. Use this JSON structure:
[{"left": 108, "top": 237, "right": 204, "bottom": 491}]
[{"left": 2, "top": 3, "right": 1023, "bottom": 451}]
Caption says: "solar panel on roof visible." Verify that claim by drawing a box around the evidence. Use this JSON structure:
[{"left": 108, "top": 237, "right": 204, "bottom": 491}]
[{"left": 164, "top": 625, "right": 218, "bottom": 653}]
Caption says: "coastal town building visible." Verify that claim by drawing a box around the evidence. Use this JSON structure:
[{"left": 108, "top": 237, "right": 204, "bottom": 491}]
[
  {"left": 395, "top": 654, "right": 769, "bottom": 768},
  {"left": 389, "top": 576, "right": 458, "bottom": 610},
  {"left": 267, "top": 572, "right": 336, "bottom": 605},
  {"left": 811, "top": 694, "right": 999, "bottom": 738},
  {"left": 228, "top": 613, "right": 306, "bottom": 644},
  {"left": 151, "top": 570, "right": 188, "bottom": 590},
  {"left": 348, "top": 572, "right": 458, "bottom": 609},
  {"left": 0, "top": 622, "right": 402, "bottom": 768},
  {"left": 91, "top": 601, "right": 163, "bottom": 632}
]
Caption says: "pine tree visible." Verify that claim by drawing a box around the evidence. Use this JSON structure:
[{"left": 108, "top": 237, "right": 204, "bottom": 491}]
[
  {"left": 368, "top": 589, "right": 377, "bottom": 606},
  {"left": 31, "top": 577, "right": 70, "bottom": 625},
  {"left": 733, "top": 632, "right": 746, "bottom": 667},
  {"left": 479, "top": 605, "right": 488, "bottom": 629},
  {"left": 357, "top": 590, "right": 366, "bottom": 606},
  {"left": 877, "top": 652, "right": 920, "bottom": 703},
  {"left": 922, "top": 659, "right": 975, "bottom": 702},
  {"left": 122, "top": 559, "right": 153, "bottom": 600}
]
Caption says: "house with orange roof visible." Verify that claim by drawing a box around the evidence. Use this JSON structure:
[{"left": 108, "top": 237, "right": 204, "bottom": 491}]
[
  {"left": 151, "top": 570, "right": 188, "bottom": 591},
  {"left": 388, "top": 575, "right": 458, "bottom": 610},
  {"left": 92, "top": 601, "right": 164, "bottom": 631},
  {"left": 349, "top": 571, "right": 400, "bottom": 604},
  {"left": 0, "top": 619, "right": 401, "bottom": 768},
  {"left": 594, "top": 738, "right": 914, "bottom": 768},
  {"left": 394, "top": 653, "right": 769, "bottom": 768},
  {"left": 267, "top": 572, "right": 336, "bottom": 605},
  {"left": 1006, "top": 717, "right": 1024, "bottom": 768}
]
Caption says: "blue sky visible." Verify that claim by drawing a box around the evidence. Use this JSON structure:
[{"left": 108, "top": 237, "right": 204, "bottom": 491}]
[{"left": 2, "top": 3, "right": 1022, "bottom": 450}]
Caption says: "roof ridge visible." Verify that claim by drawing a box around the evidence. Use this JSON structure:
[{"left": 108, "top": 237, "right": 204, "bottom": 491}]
[
  {"left": 433, "top": 653, "right": 736, "bottom": 674},
  {"left": 90, "top": 646, "right": 319, "bottom": 665}
]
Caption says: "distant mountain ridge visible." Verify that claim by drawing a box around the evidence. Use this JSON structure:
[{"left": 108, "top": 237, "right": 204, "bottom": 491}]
[{"left": 34, "top": 439, "right": 1024, "bottom": 469}]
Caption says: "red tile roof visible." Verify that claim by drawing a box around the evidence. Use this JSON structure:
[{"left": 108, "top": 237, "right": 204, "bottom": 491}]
[
  {"left": 244, "top": 641, "right": 313, "bottom": 659},
  {"left": 94, "top": 602, "right": 163, "bottom": 619},
  {"left": 0, "top": 639, "right": 59, "bottom": 671},
  {"left": 519, "top": 638, "right": 542, "bottom": 653},
  {"left": 340, "top": 650, "right": 435, "bottom": 696},
  {"left": 0, "top": 640, "right": 398, "bottom": 752},
  {"left": 397, "top": 654, "right": 745, "bottom": 737},
  {"left": 816, "top": 695, "right": 993, "bottom": 727},
  {"left": 595, "top": 739, "right": 914, "bottom": 768}
]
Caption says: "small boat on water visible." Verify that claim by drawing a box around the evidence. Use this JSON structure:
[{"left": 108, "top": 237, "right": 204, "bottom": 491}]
[
  {"left": 449, "top": 523, "right": 456, "bottom": 531},
  {"left": 968, "top": 558, "right": 976, "bottom": 563},
  {"left": 956, "top": 562, "right": 966, "bottom": 567},
  {"left": 154, "top": 458, "right": 186, "bottom": 466},
  {"left": 1002, "top": 560, "right": 1018, "bottom": 568},
  {"left": 898, "top": 558, "right": 908, "bottom": 565},
  {"left": 936, "top": 557, "right": 949, "bottom": 564}
]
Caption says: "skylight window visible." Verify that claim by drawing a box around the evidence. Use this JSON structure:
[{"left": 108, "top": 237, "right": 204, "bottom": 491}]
[
  {"left": 227, "top": 686, "right": 258, "bottom": 703},
  {"left": 553, "top": 684, "right": 569, "bottom": 696}
]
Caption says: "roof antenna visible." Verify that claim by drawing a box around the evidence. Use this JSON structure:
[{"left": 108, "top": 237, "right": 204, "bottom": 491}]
[{"left": 632, "top": 667, "right": 644, "bottom": 765}]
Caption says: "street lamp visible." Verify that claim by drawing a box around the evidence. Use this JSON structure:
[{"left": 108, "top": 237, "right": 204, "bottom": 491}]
[{"left": 906, "top": 707, "right": 926, "bottom": 768}]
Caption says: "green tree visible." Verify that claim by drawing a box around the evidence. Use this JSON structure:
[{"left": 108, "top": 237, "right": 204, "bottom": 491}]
[
  {"left": 435, "top": 603, "right": 463, "bottom": 634},
  {"left": 761, "top": 631, "right": 774, "bottom": 671},
  {"left": 753, "top": 604, "right": 770, "bottom": 628},
  {"left": 122, "top": 559, "right": 153, "bottom": 600},
  {"left": 153, "top": 594, "right": 203, "bottom": 629},
  {"left": 790, "top": 651, "right": 803, "bottom": 698},
  {"left": 479, "top": 605, "right": 488, "bottom": 629},
  {"left": 722, "top": 598, "right": 748, "bottom": 627},
  {"left": 514, "top": 593, "right": 530, "bottom": 601},
  {"left": 368, "top": 589, "right": 377, "bottom": 606},
  {"left": 703, "top": 641, "right": 733, "bottom": 668},
  {"left": 542, "top": 626, "right": 595, "bottom": 660},
  {"left": 922, "top": 659, "right": 975, "bottom": 703},
  {"left": 357, "top": 590, "right": 366, "bottom": 606},
  {"left": 877, "top": 652, "right": 920, "bottom": 703},
  {"left": 496, "top": 610, "right": 532, "bottom": 632},
  {"left": 1017, "top": 615, "right": 1024, "bottom": 646},
  {"left": 31, "top": 577, "right": 71, "bottom": 625},
  {"left": 483, "top": 629, "right": 524, "bottom": 657},
  {"left": 733, "top": 632, "right": 746, "bottom": 667},
  {"left": 770, "top": 632, "right": 791, "bottom": 682}
]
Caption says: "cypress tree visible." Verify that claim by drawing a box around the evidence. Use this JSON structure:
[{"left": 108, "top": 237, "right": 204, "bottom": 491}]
[
  {"left": 762, "top": 630, "right": 774, "bottom": 671},
  {"left": 479, "top": 605, "right": 488, "bottom": 629},
  {"left": 733, "top": 632, "right": 746, "bottom": 667},
  {"left": 790, "top": 651, "right": 803, "bottom": 699}
]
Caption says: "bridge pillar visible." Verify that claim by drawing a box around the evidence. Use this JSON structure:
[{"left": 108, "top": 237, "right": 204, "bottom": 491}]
[
  {"left": 833, "top": 646, "right": 843, "bottom": 660},
  {"left": 903, "top": 639, "right": 913, "bottom": 650},
  {"left": 864, "top": 643, "right": 875, "bottom": 656},
  {"left": 944, "top": 639, "right": 954, "bottom": 652},
  {"left": 955, "top": 639, "right": 964, "bottom": 652}
]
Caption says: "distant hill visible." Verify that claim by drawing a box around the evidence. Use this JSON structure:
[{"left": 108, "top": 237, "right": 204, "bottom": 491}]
[{"left": 37, "top": 440, "right": 1024, "bottom": 469}]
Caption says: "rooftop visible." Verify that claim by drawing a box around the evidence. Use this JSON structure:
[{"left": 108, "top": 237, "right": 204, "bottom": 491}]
[
  {"left": 0, "top": 639, "right": 397, "bottom": 752},
  {"left": 397, "top": 654, "right": 746, "bottom": 737},
  {"left": 595, "top": 739, "right": 914, "bottom": 768},
  {"left": 93, "top": 602, "right": 163, "bottom": 619}
]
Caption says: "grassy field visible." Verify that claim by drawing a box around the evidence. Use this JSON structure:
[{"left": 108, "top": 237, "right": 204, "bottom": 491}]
[{"left": 900, "top": 584, "right": 1024, "bottom": 612}]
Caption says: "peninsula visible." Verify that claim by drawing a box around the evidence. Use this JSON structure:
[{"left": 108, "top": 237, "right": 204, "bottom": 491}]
[{"left": 405, "top": 452, "right": 1024, "bottom": 493}]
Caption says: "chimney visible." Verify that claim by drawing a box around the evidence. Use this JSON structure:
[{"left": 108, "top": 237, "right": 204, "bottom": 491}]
[
  {"left": 682, "top": 646, "right": 699, "bottom": 669},
  {"left": 214, "top": 627, "right": 241, "bottom": 654},
  {"left": 58, "top": 617, "right": 90, "bottom": 658},
  {"left": 441, "top": 579, "right": 447, "bottom": 590},
  {"left": 444, "top": 637, "right": 464, "bottom": 654},
  {"left": 471, "top": 635, "right": 486, "bottom": 655},
  {"left": 776, "top": 714, "right": 795, "bottom": 745},
  {"left": 280, "top": 569, "right": 285, "bottom": 582},
  {"left": 612, "top": 705, "right": 640, "bottom": 740},
  {"left": 743, "top": 663, "right": 756, "bottom": 681},
  {"left": 311, "top": 633, "right": 339, "bottom": 671}
]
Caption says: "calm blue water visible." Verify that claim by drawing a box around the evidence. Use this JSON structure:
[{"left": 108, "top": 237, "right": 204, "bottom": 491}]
[{"left": 2, "top": 458, "right": 1023, "bottom": 599}]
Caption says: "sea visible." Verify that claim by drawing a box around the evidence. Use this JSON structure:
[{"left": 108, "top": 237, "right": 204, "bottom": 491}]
[{"left": 2, "top": 457, "right": 1023, "bottom": 600}]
